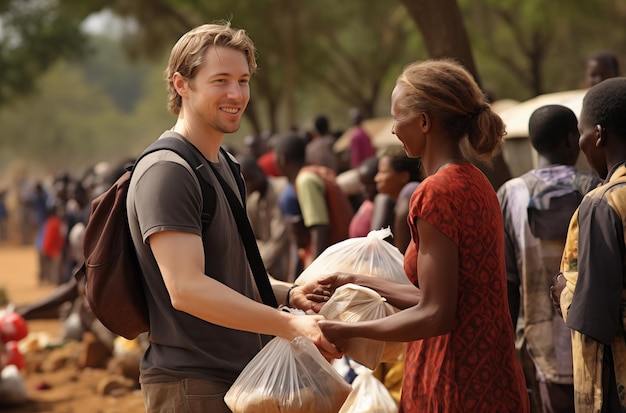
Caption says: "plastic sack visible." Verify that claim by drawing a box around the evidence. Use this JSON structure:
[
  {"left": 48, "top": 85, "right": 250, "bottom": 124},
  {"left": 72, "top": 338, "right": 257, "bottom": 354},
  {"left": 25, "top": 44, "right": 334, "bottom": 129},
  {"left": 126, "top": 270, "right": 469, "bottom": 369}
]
[
  {"left": 339, "top": 362, "right": 397, "bottom": 413},
  {"left": 224, "top": 336, "right": 351, "bottom": 413},
  {"left": 0, "top": 365, "right": 28, "bottom": 406},
  {"left": 294, "top": 227, "right": 410, "bottom": 286},
  {"left": 319, "top": 284, "right": 404, "bottom": 369}
]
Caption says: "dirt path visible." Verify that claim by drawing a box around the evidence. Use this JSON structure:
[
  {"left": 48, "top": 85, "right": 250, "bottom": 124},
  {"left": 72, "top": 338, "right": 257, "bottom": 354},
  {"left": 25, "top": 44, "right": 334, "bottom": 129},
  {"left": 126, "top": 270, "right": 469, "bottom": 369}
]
[
  {"left": 0, "top": 245, "right": 58, "bottom": 337},
  {"left": 0, "top": 245, "right": 146, "bottom": 412}
]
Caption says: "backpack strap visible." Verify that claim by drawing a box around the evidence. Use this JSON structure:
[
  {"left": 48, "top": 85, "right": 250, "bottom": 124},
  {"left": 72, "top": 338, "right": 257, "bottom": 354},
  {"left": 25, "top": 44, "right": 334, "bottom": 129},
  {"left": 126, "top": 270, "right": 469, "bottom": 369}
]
[
  {"left": 219, "top": 147, "right": 247, "bottom": 205},
  {"left": 135, "top": 134, "right": 218, "bottom": 230},
  {"left": 205, "top": 159, "right": 278, "bottom": 308},
  {"left": 135, "top": 133, "right": 248, "bottom": 222},
  {"left": 136, "top": 133, "right": 277, "bottom": 308}
]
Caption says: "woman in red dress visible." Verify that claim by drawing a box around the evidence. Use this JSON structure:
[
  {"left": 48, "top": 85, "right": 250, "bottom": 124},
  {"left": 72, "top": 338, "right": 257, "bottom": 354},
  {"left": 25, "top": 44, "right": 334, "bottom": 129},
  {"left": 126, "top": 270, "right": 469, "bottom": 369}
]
[{"left": 318, "top": 59, "right": 529, "bottom": 412}]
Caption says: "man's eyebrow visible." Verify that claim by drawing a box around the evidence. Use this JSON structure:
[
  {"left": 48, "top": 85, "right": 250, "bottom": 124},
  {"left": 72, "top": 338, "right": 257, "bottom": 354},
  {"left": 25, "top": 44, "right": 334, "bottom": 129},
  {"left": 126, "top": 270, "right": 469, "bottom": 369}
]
[{"left": 209, "top": 72, "right": 251, "bottom": 78}]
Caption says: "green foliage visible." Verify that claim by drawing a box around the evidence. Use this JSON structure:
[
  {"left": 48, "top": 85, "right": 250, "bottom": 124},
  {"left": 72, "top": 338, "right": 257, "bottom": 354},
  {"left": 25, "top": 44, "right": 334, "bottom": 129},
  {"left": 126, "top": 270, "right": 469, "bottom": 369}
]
[
  {"left": 459, "top": 0, "right": 625, "bottom": 97},
  {"left": 78, "top": 35, "right": 152, "bottom": 113},
  {"left": 0, "top": 59, "right": 145, "bottom": 175},
  {"left": 1, "top": 0, "right": 625, "bottom": 176},
  {"left": 0, "top": 0, "right": 87, "bottom": 106}
]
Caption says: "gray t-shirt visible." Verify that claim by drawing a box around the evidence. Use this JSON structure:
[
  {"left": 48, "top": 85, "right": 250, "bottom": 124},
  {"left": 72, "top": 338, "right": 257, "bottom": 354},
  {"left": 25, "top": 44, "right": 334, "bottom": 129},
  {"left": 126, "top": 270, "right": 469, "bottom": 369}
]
[{"left": 127, "top": 142, "right": 264, "bottom": 385}]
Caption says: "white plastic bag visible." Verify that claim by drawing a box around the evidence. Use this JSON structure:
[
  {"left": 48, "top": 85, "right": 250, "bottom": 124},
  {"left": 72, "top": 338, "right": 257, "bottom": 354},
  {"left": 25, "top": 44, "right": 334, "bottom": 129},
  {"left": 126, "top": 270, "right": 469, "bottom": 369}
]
[
  {"left": 295, "top": 227, "right": 410, "bottom": 286},
  {"left": 319, "top": 284, "right": 404, "bottom": 369},
  {"left": 0, "top": 365, "right": 28, "bottom": 406},
  {"left": 224, "top": 336, "right": 351, "bottom": 413},
  {"left": 339, "top": 362, "right": 397, "bottom": 413}
]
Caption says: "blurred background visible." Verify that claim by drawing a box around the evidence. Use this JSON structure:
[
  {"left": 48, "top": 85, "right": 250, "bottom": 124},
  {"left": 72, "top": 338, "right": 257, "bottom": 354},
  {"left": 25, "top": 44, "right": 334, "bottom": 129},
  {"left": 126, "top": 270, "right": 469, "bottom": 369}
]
[
  {"left": 0, "top": 2, "right": 624, "bottom": 409},
  {"left": 0, "top": 0, "right": 624, "bottom": 186}
]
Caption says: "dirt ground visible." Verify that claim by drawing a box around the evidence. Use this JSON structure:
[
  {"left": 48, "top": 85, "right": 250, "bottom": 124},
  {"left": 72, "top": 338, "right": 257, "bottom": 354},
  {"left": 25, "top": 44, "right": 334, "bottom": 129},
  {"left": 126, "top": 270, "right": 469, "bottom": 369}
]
[{"left": 0, "top": 245, "right": 146, "bottom": 413}]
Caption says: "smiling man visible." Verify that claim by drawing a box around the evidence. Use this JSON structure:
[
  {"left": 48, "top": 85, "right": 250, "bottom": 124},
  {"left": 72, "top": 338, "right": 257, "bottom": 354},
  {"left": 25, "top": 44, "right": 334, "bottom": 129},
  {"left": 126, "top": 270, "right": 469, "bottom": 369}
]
[{"left": 125, "top": 22, "right": 339, "bottom": 413}]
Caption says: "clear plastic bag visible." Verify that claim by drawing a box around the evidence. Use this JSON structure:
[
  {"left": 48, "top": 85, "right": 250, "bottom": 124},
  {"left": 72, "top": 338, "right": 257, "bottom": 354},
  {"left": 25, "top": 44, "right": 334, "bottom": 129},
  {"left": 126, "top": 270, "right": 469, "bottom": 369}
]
[
  {"left": 224, "top": 336, "right": 352, "bottom": 413},
  {"left": 319, "top": 284, "right": 404, "bottom": 369},
  {"left": 294, "top": 227, "right": 410, "bottom": 286},
  {"left": 339, "top": 362, "right": 398, "bottom": 413}
]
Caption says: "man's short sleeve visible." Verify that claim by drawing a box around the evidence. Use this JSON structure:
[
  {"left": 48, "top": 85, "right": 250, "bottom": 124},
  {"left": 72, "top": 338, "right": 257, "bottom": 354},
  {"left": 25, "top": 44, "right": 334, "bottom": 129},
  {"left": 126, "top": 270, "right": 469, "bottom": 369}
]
[{"left": 134, "top": 161, "right": 202, "bottom": 243}]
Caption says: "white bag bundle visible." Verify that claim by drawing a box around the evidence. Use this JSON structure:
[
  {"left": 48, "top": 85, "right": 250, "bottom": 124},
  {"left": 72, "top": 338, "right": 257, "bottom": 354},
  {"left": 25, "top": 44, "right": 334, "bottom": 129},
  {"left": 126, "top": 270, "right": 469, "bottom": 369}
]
[
  {"left": 339, "top": 362, "right": 397, "bottom": 413},
  {"left": 224, "top": 336, "right": 351, "bottom": 413},
  {"left": 294, "top": 227, "right": 410, "bottom": 286},
  {"left": 319, "top": 284, "right": 404, "bottom": 369}
]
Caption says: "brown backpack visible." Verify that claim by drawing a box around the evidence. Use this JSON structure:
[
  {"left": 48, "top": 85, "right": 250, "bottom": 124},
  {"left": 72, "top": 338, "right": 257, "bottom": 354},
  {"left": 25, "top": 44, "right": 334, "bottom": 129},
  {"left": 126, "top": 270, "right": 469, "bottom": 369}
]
[
  {"left": 75, "top": 135, "right": 269, "bottom": 339},
  {"left": 299, "top": 165, "right": 354, "bottom": 244}
]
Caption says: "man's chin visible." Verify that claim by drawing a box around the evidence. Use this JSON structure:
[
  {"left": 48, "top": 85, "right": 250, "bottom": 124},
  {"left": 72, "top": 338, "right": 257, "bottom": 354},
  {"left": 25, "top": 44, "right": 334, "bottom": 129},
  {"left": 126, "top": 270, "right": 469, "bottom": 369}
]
[{"left": 219, "top": 123, "right": 242, "bottom": 134}]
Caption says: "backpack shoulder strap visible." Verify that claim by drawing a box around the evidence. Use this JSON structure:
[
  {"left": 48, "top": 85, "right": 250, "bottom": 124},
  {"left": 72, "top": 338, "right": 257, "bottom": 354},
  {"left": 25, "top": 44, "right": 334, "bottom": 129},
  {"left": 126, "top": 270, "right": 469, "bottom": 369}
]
[
  {"left": 137, "top": 135, "right": 275, "bottom": 307},
  {"left": 135, "top": 133, "right": 256, "bottom": 238},
  {"left": 219, "top": 147, "right": 247, "bottom": 206},
  {"left": 207, "top": 160, "right": 278, "bottom": 308},
  {"left": 135, "top": 132, "right": 217, "bottom": 228}
]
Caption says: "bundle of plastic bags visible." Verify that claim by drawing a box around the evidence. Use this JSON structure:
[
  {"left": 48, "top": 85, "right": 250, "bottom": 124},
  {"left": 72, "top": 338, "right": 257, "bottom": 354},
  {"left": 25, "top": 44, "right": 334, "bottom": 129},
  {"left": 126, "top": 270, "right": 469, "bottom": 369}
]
[
  {"left": 339, "top": 361, "right": 397, "bottom": 413},
  {"left": 319, "top": 284, "right": 405, "bottom": 369},
  {"left": 294, "top": 227, "right": 410, "bottom": 286},
  {"left": 224, "top": 336, "right": 351, "bottom": 413}
]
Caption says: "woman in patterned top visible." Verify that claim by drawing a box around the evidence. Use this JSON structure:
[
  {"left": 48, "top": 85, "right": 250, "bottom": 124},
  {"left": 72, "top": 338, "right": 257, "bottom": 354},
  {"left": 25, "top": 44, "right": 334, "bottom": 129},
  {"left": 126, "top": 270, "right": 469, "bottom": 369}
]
[{"left": 318, "top": 59, "right": 529, "bottom": 412}]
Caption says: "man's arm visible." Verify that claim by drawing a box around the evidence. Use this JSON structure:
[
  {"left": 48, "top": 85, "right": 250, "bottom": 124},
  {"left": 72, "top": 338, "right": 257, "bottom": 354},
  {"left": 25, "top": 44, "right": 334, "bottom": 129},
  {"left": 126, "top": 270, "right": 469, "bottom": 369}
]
[{"left": 149, "top": 230, "right": 339, "bottom": 357}]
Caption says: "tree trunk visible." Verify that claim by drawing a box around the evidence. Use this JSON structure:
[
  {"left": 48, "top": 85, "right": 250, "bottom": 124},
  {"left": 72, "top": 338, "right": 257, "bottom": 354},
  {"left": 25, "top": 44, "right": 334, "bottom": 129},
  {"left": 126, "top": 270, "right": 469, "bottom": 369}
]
[{"left": 400, "top": 0, "right": 482, "bottom": 87}]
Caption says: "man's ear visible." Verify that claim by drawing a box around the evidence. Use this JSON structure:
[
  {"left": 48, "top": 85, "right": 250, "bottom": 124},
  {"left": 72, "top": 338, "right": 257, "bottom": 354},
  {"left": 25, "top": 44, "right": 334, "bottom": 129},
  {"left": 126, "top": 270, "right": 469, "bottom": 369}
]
[
  {"left": 173, "top": 72, "right": 188, "bottom": 98},
  {"left": 594, "top": 124, "right": 605, "bottom": 147}
]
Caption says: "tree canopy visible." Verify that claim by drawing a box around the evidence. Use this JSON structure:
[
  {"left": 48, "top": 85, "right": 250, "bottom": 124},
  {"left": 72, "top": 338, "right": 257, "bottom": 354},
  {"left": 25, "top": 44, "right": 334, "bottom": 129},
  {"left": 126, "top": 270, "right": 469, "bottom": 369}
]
[{"left": 0, "top": 0, "right": 624, "bottom": 176}]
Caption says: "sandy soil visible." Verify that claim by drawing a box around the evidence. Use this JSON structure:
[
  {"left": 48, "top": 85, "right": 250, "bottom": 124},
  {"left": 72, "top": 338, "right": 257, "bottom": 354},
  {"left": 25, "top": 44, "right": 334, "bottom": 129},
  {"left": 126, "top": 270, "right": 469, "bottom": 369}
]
[{"left": 0, "top": 245, "right": 146, "bottom": 413}]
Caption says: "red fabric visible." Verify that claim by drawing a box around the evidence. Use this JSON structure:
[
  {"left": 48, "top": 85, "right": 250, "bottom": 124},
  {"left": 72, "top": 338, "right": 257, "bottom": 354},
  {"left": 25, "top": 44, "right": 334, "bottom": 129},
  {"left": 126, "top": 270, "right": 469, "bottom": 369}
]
[
  {"left": 42, "top": 216, "right": 64, "bottom": 259},
  {"left": 257, "top": 151, "right": 282, "bottom": 177},
  {"left": 401, "top": 163, "right": 529, "bottom": 413}
]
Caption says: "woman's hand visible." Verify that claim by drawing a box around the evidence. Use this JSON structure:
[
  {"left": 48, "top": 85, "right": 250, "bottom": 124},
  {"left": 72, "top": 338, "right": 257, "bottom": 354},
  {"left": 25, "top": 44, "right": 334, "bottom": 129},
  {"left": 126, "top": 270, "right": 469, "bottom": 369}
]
[
  {"left": 290, "top": 272, "right": 360, "bottom": 313},
  {"left": 289, "top": 282, "right": 331, "bottom": 313},
  {"left": 313, "top": 272, "right": 359, "bottom": 292},
  {"left": 318, "top": 319, "right": 350, "bottom": 354}
]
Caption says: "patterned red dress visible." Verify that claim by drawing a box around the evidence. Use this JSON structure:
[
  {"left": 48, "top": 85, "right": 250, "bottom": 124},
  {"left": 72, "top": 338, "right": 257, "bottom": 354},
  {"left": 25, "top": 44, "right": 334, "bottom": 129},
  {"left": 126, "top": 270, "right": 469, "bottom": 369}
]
[{"left": 401, "top": 163, "right": 529, "bottom": 413}]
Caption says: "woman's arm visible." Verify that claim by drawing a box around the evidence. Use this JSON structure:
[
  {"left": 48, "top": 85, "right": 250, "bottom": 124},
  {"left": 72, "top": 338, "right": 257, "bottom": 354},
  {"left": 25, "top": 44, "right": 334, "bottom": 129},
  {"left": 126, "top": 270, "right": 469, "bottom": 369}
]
[
  {"left": 313, "top": 273, "right": 421, "bottom": 310},
  {"left": 320, "top": 218, "right": 458, "bottom": 348}
]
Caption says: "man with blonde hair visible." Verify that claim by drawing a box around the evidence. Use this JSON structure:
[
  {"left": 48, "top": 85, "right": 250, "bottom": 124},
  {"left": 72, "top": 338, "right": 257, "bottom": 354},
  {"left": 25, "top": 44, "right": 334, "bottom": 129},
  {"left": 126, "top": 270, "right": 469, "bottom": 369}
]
[{"left": 126, "top": 22, "right": 338, "bottom": 412}]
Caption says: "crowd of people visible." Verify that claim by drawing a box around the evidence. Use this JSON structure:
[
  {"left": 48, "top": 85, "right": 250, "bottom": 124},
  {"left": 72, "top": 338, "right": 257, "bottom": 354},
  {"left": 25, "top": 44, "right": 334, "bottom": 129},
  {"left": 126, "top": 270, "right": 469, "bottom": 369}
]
[{"left": 2, "top": 19, "right": 625, "bottom": 413}]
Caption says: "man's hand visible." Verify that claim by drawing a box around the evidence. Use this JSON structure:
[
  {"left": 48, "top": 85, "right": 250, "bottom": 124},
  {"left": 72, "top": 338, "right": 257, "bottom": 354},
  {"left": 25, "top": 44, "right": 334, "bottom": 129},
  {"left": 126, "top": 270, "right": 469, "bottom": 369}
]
[
  {"left": 549, "top": 272, "right": 566, "bottom": 317},
  {"left": 290, "top": 314, "right": 342, "bottom": 359},
  {"left": 289, "top": 281, "right": 332, "bottom": 313}
]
